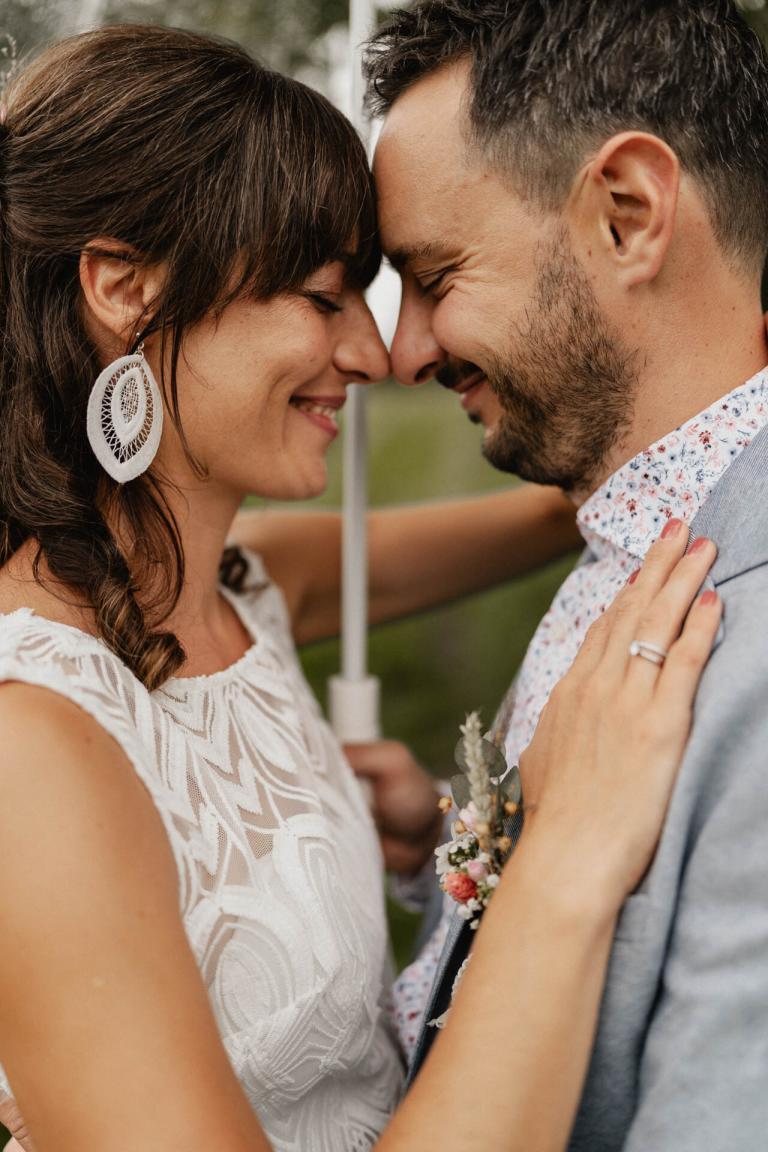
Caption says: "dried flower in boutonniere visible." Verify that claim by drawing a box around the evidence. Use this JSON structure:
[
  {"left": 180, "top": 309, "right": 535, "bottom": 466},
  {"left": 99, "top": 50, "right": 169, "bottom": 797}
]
[{"left": 434, "top": 711, "right": 522, "bottom": 931}]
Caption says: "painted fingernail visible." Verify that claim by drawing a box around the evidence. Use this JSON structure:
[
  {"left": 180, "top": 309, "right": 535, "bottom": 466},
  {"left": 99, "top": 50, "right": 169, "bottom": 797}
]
[
  {"left": 661, "top": 518, "right": 683, "bottom": 539},
  {"left": 627, "top": 569, "right": 640, "bottom": 585},
  {"left": 699, "top": 590, "right": 719, "bottom": 606},
  {"left": 689, "top": 536, "right": 710, "bottom": 554}
]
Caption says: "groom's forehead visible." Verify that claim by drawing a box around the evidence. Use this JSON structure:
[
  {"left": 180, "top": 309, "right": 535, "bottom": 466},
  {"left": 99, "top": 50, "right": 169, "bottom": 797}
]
[
  {"left": 374, "top": 130, "right": 517, "bottom": 268},
  {"left": 376, "top": 186, "right": 466, "bottom": 270},
  {"left": 373, "top": 62, "right": 469, "bottom": 185},
  {"left": 374, "top": 145, "right": 462, "bottom": 259},
  {"left": 374, "top": 120, "right": 478, "bottom": 259}
]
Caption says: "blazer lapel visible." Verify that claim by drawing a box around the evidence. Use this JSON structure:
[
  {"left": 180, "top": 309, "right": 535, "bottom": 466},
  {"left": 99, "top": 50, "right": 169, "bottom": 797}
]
[
  {"left": 688, "top": 420, "right": 768, "bottom": 584},
  {"left": 406, "top": 913, "right": 473, "bottom": 1085}
]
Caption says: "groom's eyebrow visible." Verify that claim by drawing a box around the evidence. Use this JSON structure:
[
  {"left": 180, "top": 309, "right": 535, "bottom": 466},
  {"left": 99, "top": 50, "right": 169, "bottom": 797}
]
[{"left": 387, "top": 242, "right": 446, "bottom": 271}]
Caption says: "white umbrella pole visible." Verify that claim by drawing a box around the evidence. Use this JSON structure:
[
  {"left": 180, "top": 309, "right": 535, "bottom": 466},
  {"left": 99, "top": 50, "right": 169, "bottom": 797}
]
[{"left": 328, "top": 0, "right": 381, "bottom": 745}]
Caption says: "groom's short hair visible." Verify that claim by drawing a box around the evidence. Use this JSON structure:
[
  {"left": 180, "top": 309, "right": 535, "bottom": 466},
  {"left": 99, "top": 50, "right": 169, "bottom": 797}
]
[{"left": 364, "top": 0, "right": 768, "bottom": 272}]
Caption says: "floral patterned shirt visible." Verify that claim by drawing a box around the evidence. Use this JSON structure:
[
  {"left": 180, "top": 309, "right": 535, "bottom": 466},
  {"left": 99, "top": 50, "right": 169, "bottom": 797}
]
[{"left": 390, "top": 367, "right": 768, "bottom": 1065}]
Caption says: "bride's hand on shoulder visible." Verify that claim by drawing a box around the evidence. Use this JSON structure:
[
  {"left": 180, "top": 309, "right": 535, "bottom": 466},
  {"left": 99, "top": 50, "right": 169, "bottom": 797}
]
[{"left": 517, "top": 519, "right": 721, "bottom": 908}]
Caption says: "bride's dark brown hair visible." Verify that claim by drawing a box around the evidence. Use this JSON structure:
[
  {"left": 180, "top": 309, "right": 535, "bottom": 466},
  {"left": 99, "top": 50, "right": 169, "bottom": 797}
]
[{"left": 0, "top": 24, "right": 379, "bottom": 689}]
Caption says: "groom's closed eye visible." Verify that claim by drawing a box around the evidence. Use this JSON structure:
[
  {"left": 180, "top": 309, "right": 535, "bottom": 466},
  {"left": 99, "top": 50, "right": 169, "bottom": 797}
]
[{"left": 416, "top": 267, "right": 457, "bottom": 296}]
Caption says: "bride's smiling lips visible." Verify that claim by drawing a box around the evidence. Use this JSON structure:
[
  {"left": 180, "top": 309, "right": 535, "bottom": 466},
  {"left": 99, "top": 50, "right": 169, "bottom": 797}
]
[{"left": 288, "top": 392, "right": 346, "bottom": 439}]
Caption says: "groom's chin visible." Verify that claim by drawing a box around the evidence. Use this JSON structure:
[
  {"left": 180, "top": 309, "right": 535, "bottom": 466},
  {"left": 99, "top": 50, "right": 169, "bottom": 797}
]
[
  {"left": 482, "top": 429, "right": 565, "bottom": 487},
  {"left": 481, "top": 429, "right": 522, "bottom": 477}
]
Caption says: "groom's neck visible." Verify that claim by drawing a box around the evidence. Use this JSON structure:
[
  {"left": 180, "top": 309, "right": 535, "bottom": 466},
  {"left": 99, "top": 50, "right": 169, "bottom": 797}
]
[{"left": 575, "top": 270, "right": 768, "bottom": 505}]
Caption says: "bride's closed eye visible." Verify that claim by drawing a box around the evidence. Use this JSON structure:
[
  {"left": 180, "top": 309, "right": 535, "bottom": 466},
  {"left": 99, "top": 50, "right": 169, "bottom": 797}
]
[{"left": 302, "top": 291, "right": 343, "bottom": 314}]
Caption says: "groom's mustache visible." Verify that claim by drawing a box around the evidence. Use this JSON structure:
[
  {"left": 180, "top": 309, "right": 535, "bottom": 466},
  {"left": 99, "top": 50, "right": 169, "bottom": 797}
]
[{"left": 436, "top": 360, "right": 484, "bottom": 392}]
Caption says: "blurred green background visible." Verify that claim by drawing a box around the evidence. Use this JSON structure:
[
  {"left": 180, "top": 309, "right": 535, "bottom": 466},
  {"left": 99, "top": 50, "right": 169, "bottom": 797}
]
[{"left": 2, "top": 0, "right": 768, "bottom": 1145}]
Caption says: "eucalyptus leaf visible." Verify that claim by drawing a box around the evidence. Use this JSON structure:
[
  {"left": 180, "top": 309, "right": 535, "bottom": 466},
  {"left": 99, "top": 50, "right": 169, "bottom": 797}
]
[
  {"left": 450, "top": 773, "right": 471, "bottom": 811},
  {"left": 453, "top": 737, "right": 469, "bottom": 773},
  {"left": 481, "top": 739, "right": 508, "bottom": 781},
  {"left": 500, "top": 765, "right": 522, "bottom": 806},
  {"left": 454, "top": 736, "right": 508, "bottom": 780}
]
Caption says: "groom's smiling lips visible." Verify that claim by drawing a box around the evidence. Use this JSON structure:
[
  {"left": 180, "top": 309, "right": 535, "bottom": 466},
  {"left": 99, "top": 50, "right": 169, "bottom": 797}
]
[
  {"left": 436, "top": 363, "right": 489, "bottom": 413},
  {"left": 455, "top": 373, "right": 488, "bottom": 412}
]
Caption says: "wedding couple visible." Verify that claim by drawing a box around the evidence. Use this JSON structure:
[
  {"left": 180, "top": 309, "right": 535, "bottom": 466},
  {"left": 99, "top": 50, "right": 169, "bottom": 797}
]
[{"left": 0, "top": 1, "right": 765, "bottom": 1150}]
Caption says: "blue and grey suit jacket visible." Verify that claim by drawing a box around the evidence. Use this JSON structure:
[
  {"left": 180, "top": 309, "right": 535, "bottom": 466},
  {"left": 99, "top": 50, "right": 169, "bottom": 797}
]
[{"left": 409, "top": 420, "right": 768, "bottom": 1151}]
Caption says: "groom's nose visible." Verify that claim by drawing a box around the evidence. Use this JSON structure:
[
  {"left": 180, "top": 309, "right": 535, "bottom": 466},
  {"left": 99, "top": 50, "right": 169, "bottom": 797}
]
[{"left": 390, "top": 283, "right": 446, "bottom": 388}]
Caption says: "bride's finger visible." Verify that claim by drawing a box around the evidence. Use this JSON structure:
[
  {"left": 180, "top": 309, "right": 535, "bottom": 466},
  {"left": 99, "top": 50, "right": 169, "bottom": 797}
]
[
  {"left": 624, "top": 537, "right": 718, "bottom": 695},
  {"left": 563, "top": 560, "right": 651, "bottom": 684},
  {"left": 653, "top": 588, "right": 722, "bottom": 711},
  {"left": 598, "top": 520, "right": 691, "bottom": 679},
  {"left": 563, "top": 603, "right": 614, "bottom": 681}
]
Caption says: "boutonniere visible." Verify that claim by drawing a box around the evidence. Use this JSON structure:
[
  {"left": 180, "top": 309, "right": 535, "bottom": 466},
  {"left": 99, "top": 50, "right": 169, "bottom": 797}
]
[
  {"left": 434, "top": 712, "right": 522, "bottom": 930},
  {"left": 428, "top": 713, "right": 522, "bottom": 1031}
]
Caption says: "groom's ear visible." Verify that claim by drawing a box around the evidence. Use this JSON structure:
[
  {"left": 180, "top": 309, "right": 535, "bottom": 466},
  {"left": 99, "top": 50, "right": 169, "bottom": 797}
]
[{"left": 569, "top": 131, "right": 679, "bottom": 289}]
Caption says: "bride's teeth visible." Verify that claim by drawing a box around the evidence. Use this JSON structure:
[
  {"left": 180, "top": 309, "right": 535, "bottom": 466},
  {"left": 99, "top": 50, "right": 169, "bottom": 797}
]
[{"left": 293, "top": 400, "right": 337, "bottom": 419}]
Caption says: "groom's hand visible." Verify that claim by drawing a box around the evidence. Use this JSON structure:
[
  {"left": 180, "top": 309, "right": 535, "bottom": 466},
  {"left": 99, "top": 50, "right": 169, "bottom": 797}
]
[
  {"left": 0, "top": 1089, "right": 36, "bottom": 1152},
  {"left": 343, "top": 740, "right": 443, "bottom": 876}
]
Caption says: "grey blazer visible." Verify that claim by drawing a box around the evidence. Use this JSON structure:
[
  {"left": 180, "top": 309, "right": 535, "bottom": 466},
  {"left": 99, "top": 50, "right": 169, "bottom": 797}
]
[{"left": 409, "top": 421, "right": 768, "bottom": 1151}]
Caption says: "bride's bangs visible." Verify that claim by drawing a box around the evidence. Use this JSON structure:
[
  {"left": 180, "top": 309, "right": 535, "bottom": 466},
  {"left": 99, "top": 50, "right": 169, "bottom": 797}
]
[{"left": 232, "top": 70, "right": 382, "bottom": 300}]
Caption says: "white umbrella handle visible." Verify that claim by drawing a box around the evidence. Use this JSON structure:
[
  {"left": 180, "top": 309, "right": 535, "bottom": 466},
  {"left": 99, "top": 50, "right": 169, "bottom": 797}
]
[
  {"left": 328, "top": 674, "right": 380, "bottom": 744},
  {"left": 329, "top": 0, "right": 381, "bottom": 753}
]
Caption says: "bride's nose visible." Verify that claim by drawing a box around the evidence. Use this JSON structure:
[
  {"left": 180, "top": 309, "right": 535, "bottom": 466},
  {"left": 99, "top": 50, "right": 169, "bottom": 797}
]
[{"left": 333, "top": 294, "right": 391, "bottom": 384}]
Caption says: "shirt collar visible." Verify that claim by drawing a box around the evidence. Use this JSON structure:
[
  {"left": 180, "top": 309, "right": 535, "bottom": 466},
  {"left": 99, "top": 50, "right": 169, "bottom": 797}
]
[{"left": 577, "top": 367, "right": 768, "bottom": 561}]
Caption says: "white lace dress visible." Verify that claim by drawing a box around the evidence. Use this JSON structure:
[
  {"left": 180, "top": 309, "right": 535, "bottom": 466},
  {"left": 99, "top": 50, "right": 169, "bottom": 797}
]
[{"left": 0, "top": 550, "right": 404, "bottom": 1151}]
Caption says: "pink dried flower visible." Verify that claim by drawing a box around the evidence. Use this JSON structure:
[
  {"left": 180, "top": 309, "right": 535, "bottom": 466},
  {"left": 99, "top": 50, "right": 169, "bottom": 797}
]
[
  {"left": 465, "top": 859, "right": 488, "bottom": 883},
  {"left": 443, "top": 871, "right": 478, "bottom": 904}
]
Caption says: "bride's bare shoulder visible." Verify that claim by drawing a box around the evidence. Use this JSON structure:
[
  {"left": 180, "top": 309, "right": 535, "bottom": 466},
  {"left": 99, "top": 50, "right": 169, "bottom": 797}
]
[
  {"left": 0, "top": 631, "right": 161, "bottom": 874},
  {"left": 0, "top": 541, "right": 110, "bottom": 751}
]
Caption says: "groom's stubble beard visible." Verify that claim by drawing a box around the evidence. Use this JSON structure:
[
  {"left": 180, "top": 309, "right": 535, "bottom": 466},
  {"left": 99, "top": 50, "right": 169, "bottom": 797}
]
[{"left": 482, "top": 230, "right": 640, "bottom": 494}]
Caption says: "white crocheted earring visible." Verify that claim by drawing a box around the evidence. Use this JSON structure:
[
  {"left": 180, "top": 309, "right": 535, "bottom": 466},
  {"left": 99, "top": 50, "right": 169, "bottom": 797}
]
[{"left": 86, "top": 342, "right": 164, "bottom": 483}]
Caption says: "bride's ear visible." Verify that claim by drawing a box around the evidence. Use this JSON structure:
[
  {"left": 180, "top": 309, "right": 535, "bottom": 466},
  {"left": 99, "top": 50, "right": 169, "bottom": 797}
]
[{"left": 80, "top": 240, "right": 166, "bottom": 352}]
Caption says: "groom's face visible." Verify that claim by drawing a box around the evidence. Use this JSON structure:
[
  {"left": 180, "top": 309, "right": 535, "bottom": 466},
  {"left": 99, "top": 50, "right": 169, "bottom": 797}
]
[{"left": 375, "top": 62, "right": 637, "bottom": 496}]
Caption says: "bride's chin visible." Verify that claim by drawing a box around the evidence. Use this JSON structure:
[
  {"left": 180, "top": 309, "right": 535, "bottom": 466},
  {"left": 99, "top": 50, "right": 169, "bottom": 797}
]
[{"left": 255, "top": 464, "right": 329, "bottom": 503}]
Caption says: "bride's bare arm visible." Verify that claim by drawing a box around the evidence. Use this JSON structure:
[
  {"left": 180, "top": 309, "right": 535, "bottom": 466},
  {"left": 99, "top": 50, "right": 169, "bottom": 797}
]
[
  {"left": 230, "top": 485, "right": 580, "bottom": 645},
  {"left": 0, "top": 686, "right": 270, "bottom": 1152},
  {"left": 376, "top": 524, "right": 721, "bottom": 1152}
]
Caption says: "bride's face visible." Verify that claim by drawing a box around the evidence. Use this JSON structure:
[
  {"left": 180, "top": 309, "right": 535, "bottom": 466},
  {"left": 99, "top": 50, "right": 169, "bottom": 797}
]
[{"left": 153, "top": 260, "right": 389, "bottom": 501}]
